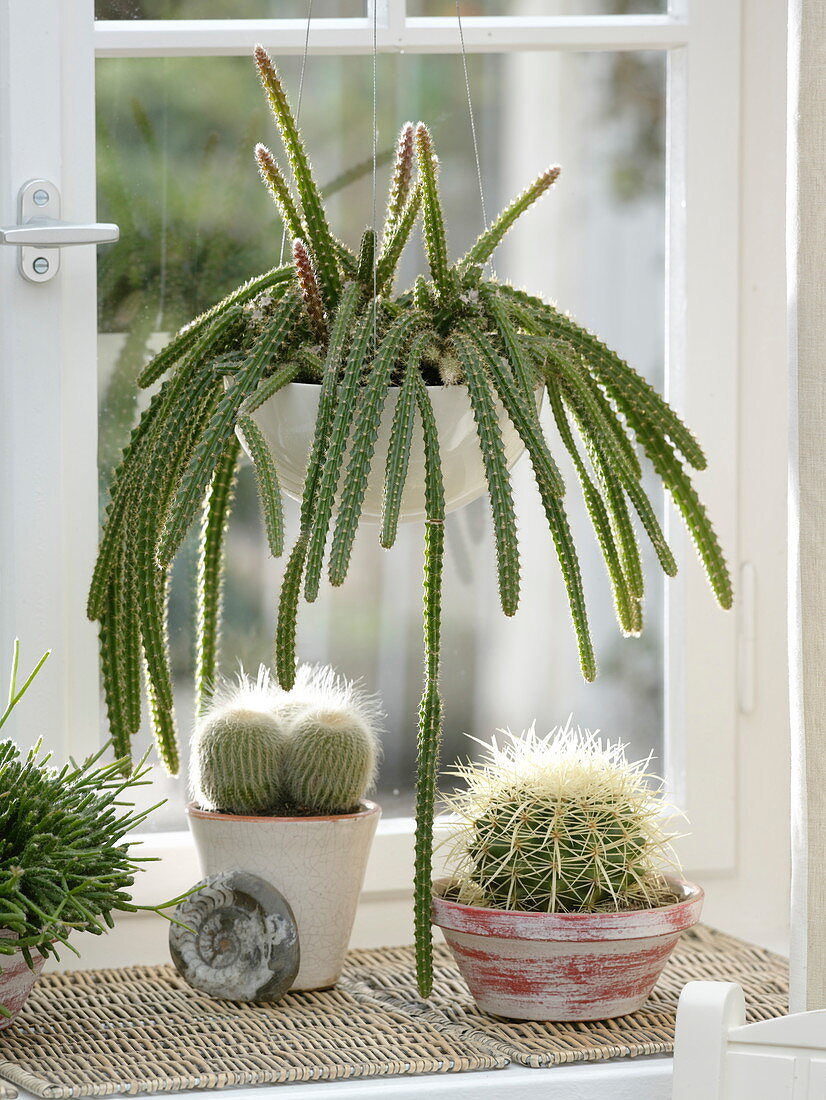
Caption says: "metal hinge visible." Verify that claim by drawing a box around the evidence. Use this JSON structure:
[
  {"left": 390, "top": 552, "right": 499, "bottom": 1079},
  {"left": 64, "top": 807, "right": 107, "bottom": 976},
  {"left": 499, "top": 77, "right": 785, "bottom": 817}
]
[{"left": 0, "top": 179, "right": 119, "bottom": 283}]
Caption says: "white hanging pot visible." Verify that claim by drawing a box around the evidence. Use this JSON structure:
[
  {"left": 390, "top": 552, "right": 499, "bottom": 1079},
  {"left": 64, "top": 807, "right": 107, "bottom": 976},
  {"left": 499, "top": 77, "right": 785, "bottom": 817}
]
[{"left": 240, "top": 381, "right": 542, "bottom": 524}]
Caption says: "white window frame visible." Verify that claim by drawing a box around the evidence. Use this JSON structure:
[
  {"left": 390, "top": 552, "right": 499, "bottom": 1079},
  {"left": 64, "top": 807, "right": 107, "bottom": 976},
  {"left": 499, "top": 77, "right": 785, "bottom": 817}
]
[{"left": 0, "top": 0, "right": 790, "bottom": 956}]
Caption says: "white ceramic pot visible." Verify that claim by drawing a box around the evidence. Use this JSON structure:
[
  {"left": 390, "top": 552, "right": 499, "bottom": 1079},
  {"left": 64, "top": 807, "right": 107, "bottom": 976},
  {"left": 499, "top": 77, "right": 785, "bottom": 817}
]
[
  {"left": 240, "top": 381, "right": 542, "bottom": 523},
  {"left": 431, "top": 875, "right": 704, "bottom": 1022},
  {"left": 186, "top": 800, "right": 380, "bottom": 991}
]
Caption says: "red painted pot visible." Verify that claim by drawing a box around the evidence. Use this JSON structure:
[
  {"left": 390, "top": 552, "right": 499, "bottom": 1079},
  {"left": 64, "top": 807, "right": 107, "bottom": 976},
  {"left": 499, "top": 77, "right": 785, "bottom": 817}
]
[
  {"left": 431, "top": 875, "right": 703, "bottom": 1021},
  {"left": 0, "top": 939, "right": 45, "bottom": 1030}
]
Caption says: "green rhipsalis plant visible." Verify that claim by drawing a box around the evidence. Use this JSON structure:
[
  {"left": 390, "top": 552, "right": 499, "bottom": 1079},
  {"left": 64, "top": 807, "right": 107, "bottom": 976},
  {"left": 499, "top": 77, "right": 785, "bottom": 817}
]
[
  {"left": 89, "top": 46, "right": 731, "bottom": 995},
  {"left": 442, "top": 720, "right": 679, "bottom": 915},
  {"left": 0, "top": 642, "right": 178, "bottom": 1015}
]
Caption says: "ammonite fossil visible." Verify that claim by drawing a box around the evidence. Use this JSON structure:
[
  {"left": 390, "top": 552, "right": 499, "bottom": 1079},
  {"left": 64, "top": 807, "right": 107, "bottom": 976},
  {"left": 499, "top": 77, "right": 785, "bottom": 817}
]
[{"left": 169, "top": 870, "right": 299, "bottom": 1002}]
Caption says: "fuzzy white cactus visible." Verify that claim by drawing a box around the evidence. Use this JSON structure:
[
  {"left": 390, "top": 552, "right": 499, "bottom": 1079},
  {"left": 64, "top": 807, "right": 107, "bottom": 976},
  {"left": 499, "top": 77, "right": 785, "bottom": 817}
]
[
  {"left": 277, "top": 664, "right": 382, "bottom": 814},
  {"left": 190, "top": 665, "right": 290, "bottom": 815},
  {"left": 191, "top": 663, "right": 383, "bottom": 817}
]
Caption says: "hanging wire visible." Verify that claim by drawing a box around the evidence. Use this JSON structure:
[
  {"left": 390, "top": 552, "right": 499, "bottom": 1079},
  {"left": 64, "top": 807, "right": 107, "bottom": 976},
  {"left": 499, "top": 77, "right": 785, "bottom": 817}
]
[
  {"left": 455, "top": 0, "right": 493, "bottom": 277},
  {"left": 156, "top": 64, "right": 170, "bottom": 330},
  {"left": 371, "top": 0, "right": 379, "bottom": 339},
  {"left": 279, "top": 0, "right": 315, "bottom": 266}
]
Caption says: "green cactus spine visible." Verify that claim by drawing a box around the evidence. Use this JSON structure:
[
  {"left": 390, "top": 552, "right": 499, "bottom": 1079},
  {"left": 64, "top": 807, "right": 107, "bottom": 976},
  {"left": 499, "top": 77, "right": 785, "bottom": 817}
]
[
  {"left": 190, "top": 668, "right": 289, "bottom": 814},
  {"left": 444, "top": 720, "right": 677, "bottom": 914}
]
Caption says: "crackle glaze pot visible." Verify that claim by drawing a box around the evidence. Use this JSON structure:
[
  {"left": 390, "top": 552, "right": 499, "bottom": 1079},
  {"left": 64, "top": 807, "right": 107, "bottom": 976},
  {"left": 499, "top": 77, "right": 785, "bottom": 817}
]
[
  {"left": 238, "top": 381, "right": 543, "bottom": 523},
  {"left": 187, "top": 800, "right": 380, "bottom": 991},
  {"left": 431, "top": 875, "right": 703, "bottom": 1022},
  {"left": 0, "top": 936, "right": 45, "bottom": 1030}
]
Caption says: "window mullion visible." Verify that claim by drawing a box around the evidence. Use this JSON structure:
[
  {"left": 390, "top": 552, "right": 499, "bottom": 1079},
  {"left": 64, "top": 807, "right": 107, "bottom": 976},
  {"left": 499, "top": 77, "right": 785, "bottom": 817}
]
[
  {"left": 369, "top": 0, "right": 406, "bottom": 39},
  {"left": 664, "top": 0, "right": 741, "bottom": 874},
  {"left": 92, "top": 17, "right": 688, "bottom": 59}
]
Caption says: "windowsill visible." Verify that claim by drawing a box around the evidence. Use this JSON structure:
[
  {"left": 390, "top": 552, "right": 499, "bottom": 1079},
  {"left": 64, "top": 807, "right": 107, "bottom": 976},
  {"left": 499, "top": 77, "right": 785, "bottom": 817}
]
[{"left": 9, "top": 1057, "right": 673, "bottom": 1100}]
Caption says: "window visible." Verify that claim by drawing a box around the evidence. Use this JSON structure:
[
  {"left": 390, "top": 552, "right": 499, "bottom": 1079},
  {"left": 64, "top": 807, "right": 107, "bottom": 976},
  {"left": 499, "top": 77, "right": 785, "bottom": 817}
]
[
  {"left": 0, "top": 0, "right": 788, "bottom": 950},
  {"left": 96, "top": 41, "right": 668, "bottom": 829}
]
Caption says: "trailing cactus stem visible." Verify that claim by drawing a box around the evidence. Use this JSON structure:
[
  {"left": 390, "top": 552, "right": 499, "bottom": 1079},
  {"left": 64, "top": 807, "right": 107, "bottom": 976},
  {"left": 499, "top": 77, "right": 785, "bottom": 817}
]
[
  {"left": 136, "top": 265, "right": 292, "bottom": 390},
  {"left": 195, "top": 439, "right": 240, "bottom": 718},
  {"left": 547, "top": 381, "right": 637, "bottom": 636},
  {"left": 460, "top": 165, "right": 560, "bottom": 272},
  {"left": 453, "top": 333, "right": 521, "bottom": 617},
  {"left": 415, "top": 124, "right": 451, "bottom": 296},
  {"left": 415, "top": 520, "right": 445, "bottom": 998},
  {"left": 328, "top": 312, "right": 424, "bottom": 587},
  {"left": 303, "top": 303, "right": 379, "bottom": 603},
  {"left": 383, "top": 122, "right": 415, "bottom": 242},
  {"left": 377, "top": 184, "right": 422, "bottom": 296},
  {"left": 240, "top": 359, "right": 301, "bottom": 417},
  {"left": 254, "top": 44, "right": 341, "bottom": 308},
  {"left": 298, "top": 281, "right": 362, "bottom": 532},
  {"left": 356, "top": 228, "right": 376, "bottom": 291},
  {"left": 255, "top": 144, "right": 305, "bottom": 242},
  {"left": 238, "top": 415, "right": 285, "bottom": 558},
  {"left": 381, "top": 333, "right": 433, "bottom": 549},
  {"left": 413, "top": 380, "right": 446, "bottom": 998},
  {"left": 293, "top": 238, "right": 327, "bottom": 343},
  {"left": 275, "top": 532, "right": 309, "bottom": 690},
  {"left": 160, "top": 292, "right": 300, "bottom": 567}
]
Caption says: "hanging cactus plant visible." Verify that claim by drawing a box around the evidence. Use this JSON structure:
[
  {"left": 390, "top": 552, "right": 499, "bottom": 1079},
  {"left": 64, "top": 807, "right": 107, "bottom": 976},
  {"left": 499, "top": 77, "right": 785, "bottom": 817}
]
[{"left": 88, "top": 46, "right": 731, "bottom": 996}]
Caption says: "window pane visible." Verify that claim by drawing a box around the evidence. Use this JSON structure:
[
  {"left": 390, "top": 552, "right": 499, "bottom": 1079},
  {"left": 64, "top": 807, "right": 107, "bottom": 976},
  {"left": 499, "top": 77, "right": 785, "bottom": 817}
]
[
  {"left": 96, "top": 1, "right": 363, "bottom": 18},
  {"left": 97, "top": 47, "right": 666, "bottom": 830}
]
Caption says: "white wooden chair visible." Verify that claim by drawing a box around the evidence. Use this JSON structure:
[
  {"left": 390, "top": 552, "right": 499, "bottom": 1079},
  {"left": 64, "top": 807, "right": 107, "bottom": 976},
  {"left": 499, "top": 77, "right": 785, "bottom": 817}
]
[{"left": 672, "top": 981, "right": 826, "bottom": 1099}]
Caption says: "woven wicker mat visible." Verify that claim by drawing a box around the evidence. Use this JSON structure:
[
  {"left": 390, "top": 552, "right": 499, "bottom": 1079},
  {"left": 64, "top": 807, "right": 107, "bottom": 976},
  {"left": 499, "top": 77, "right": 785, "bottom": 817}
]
[
  {"left": 0, "top": 965, "right": 505, "bottom": 1098},
  {"left": 0, "top": 925, "right": 787, "bottom": 1097},
  {"left": 344, "top": 924, "right": 789, "bottom": 1068}
]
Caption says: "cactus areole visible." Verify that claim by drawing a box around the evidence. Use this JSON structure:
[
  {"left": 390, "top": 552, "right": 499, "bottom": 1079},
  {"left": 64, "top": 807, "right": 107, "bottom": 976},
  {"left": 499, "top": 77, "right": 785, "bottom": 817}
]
[{"left": 89, "top": 47, "right": 732, "bottom": 996}]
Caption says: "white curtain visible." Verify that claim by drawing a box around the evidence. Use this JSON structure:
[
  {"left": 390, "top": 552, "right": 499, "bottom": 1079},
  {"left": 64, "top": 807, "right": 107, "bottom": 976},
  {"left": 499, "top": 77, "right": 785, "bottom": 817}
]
[{"left": 788, "top": 0, "right": 826, "bottom": 1014}]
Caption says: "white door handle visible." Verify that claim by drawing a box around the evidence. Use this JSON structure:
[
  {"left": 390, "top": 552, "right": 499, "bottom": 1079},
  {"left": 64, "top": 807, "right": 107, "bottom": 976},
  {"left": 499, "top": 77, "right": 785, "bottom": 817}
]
[
  {"left": 0, "top": 219, "right": 119, "bottom": 247},
  {"left": 0, "top": 179, "right": 119, "bottom": 283}
]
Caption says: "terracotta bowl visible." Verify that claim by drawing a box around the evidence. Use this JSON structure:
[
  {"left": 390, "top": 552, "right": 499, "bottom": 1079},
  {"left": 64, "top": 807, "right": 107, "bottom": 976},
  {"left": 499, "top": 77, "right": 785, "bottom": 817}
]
[
  {"left": 0, "top": 938, "right": 45, "bottom": 1030},
  {"left": 431, "top": 875, "right": 703, "bottom": 1021}
]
